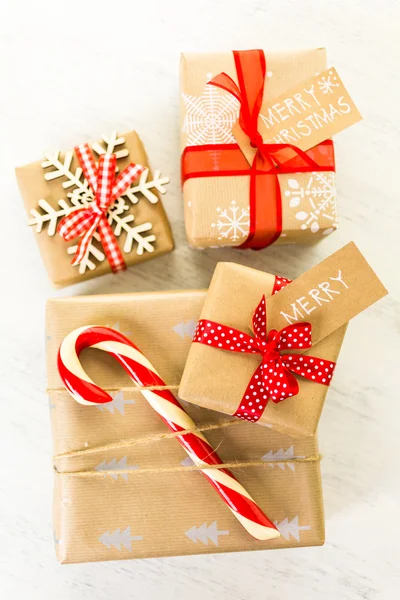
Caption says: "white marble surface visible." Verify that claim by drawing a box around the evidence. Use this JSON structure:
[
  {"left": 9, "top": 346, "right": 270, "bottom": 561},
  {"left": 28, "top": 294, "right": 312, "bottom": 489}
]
[{"left": 1, "top": 0, "right": 399, "bottom": 597}]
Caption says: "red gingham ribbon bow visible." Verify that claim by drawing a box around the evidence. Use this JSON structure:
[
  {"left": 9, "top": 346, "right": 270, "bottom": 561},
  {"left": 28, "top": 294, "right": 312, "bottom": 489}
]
[
  {"left": 58, "top": 143, "right": 144, "bottom": 272},
  {"left": 193, "top": 294, "right": 336, "bottom": 423}
]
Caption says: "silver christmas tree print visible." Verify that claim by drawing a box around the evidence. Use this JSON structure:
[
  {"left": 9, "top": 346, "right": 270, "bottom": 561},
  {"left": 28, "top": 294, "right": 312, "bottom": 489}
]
[
  {"left": 105, "top": 322, "right": 132, "bottom": 338},
  {"left": 185, "top": 521, "right": 229, "bottom": 547},
  {"left": 262, "top": 446, "right": 300, "bottom": 471},
  {"left": 180, "top": 456, "right": 194, "bottom": 467},
  {"left": 182, "top": 73, "right": 239, "bottom": 145},
  {"left": 53, "top": 531, "right": 61, "bottom": 546},
  {"left": 274, "top": 516, "right": 310, "bottom": 541},
  {"left": 96, "top": 390, "right": 135, "bottom": 415},
  {"left": 99, "top": 526, "right": 143, "bottom": 551},
  {"left": 94, "top": 457, "right": 139, "bottom": 480},
  {"left": 173, "top": 319, "right": 197, "bottom": 339}
]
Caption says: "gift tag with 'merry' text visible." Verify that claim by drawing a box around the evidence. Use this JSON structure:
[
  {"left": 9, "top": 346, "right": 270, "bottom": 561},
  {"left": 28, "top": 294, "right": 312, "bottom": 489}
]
[
  {"left": 234, "top": 67, "right": 362, "bottom": 164},
  {"left": 262, "top": 242, "right": 387, "bottom": 346}
]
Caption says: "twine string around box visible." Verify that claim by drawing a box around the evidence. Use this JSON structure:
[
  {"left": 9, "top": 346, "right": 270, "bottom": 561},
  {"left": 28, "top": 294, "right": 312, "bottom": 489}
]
[{"left": 51, "top": 384, "right": 321, "bottom": 478}]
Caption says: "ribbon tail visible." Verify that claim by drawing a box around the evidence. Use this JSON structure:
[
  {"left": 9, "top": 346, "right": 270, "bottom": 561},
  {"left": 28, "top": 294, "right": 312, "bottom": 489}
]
[
  {"left": 233, "top": 49, "right": 265, "bottom": 138},
  {"left": 208, "top": 72, "right": 242, "bottom": 102},
  {"left": 269, "top": 365, "right": 299, "bottom": 404},
  {"left": 266, "top": 143, "right": 321, "bottom": 171},
  {"left": 252, "top": 295, "right": 267, "bottom": 340},
  {"left": 58, "top": 208, "right": 95, "bottom": 242},
  {"left": 111, "top": 163, "right": 145, "bottom": 202},
  {"left": 234, "top": 362, "right": 268, "bottom": 423},
  {"left": 70, "top": 217, "right": 100, "bottom": 266},
  {"left": 97, "top": 217, "right": 126, "bottom": 273}
]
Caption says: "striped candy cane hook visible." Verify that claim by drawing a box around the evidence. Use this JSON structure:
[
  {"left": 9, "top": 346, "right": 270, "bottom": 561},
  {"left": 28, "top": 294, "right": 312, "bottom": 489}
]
[{"left": 57, "top": 325, "right": 280, "bottom": 541}]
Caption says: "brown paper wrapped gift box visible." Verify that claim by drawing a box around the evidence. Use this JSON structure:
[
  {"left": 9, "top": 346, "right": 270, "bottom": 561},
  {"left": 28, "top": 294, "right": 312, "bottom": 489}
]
[
  {"left": 180, "top": 48, "right": 337, "bottom": 248},
  {"left": 47, "top": 290, "right": 324, "bottom": 564},
  {"left": 179, "top": 243, "right": 387, "bottom": 438},
  {"left": 179, "top": 263, "right": 346, "bottom": 437},
  {"left": 16, "top": 131, "right": 174, "bottom": 288}
]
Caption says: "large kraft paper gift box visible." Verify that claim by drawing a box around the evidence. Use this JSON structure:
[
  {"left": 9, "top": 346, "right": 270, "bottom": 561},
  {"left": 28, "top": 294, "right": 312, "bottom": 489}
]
[
  {"left": 179, "top": 243, "right": 387, "bottom": 437},
  {"left": 180, "top": 48, "right": 339, "bottom": 249},
  {"left": 47, "top": 290, "right": 325, "bottom": 564},
  {"left": 16, "top": 131, "right": 174, "bottom": 288}
]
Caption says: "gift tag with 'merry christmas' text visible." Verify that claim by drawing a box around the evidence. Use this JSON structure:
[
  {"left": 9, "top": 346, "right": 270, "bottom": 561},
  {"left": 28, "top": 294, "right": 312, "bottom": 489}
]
[{"left": 234, "top": 67, "right": 362, "bottom": 164}]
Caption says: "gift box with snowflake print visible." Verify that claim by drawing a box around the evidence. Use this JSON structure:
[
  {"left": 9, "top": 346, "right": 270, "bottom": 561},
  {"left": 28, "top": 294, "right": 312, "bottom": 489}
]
[
  {"left": 180, "top": 49, "right": 339, "bottom": 249},
  {"left": 16, "top": 131, "right": 174, "bottom": 287}
]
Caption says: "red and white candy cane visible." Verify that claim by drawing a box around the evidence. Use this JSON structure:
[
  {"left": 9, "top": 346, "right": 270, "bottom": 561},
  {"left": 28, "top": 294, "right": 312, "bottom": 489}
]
[{"left": 58, "top": 325, "right": 280, "bottom": 541}]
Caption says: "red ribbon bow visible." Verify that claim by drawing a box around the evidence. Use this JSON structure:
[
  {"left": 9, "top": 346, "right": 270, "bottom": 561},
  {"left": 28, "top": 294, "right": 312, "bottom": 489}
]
[
  {"left": 209, "top": 50, "right": 325, "bottom": 249},
  {"left": 193, "top": 294, "right": 336, "bottom": 423},
  {"left": 58, "top": 143, "right": 144, "bottom": 272}
]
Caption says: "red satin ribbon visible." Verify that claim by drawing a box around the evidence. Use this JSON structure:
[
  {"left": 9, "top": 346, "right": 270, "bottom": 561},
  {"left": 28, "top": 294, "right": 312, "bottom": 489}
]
[
  {"left": 192, "top": 293, "right": 336, "bottom": 423},
  {"left": 181, "top": 49, "right": 336, "bottom": 249}
]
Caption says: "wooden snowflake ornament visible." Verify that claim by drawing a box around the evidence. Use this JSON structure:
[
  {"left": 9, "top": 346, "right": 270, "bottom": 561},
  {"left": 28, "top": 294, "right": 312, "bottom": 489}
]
[
  {"left": 122, "top": 168, "right": 170, "bottom": 205},
  {"left": 27, "top": 132, "right": 170, "bottom": 275}
]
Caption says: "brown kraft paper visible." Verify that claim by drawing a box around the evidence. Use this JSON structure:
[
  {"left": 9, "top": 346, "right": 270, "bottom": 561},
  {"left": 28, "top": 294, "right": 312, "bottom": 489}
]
[
  {"left": 181, "top": 48, "right": 338, "bottom": 248},
  {"left": 179, "top": 243, "right": 388, "bottom": 437},
  {"left": 47, "top": 290, "right": 324, "bottom": 563},
  {"left": 16, "top": 131, "right": 174, "bottom": 288}
]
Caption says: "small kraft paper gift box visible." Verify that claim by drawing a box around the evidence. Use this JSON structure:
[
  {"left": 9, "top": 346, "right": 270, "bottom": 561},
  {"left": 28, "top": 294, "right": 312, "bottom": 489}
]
[
  {"left": 48, "top": 290, "right": 325, "bottom": 564},
  {"left": 179, "top": 243, "right": 387, "bottom": 437},
  {"left": 16, "top": 131, "right": 174, "bottom": 287},
  {"left": 180, "top": 49, "right": 362, "bottom": 249}
]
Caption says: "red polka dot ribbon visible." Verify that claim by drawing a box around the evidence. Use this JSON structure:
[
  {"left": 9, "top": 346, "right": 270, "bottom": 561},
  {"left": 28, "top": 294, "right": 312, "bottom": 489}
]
[
  {"left": 58, "top": 143, "right": 144, "bottom": 273},
  {"left": 193, "top": 277, "right": 336, "bottom": 423}
]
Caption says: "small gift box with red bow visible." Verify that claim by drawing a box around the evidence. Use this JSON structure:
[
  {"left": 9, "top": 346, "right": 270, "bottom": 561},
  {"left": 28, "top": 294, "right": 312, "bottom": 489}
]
[
  {"left": 179, "top": 243, "right": 387, "bottom": 437},
  {"left": 16, "top": 130, "right": 174, "bottom": 287},
  {"left": 180, "top": 48, "right": 361, "bottom": 250}
]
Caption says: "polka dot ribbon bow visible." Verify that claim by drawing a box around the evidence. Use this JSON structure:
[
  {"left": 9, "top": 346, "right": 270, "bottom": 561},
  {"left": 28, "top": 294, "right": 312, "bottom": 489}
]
[
  {"left": 58, "top": 143, "right": 144, "bottom": 272},
  {"left": 193, "top": 291, "right": 336, "bottom": 423}
]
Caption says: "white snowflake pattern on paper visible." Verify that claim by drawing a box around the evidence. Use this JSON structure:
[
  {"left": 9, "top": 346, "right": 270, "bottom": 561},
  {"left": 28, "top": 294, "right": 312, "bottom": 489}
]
[
  {"left": 284, "top": 172, "right": 337, "bottom": 235},
  {"left": 182, "top": 73, "right": 239, "bottom": 146},
  {"left": 318, "top": 71, "right": 339, "bottom": 94},
  {"left": 28, "top": 132, "right": 170, "bottom": 274},
  {"left": 211, "top": 200, "right": 250, "bottom": 242}
]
